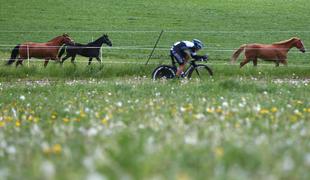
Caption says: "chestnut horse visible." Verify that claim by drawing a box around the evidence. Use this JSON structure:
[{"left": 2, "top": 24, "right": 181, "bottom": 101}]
[
  {"left": 231, "top": 37, "right": 306, "bottom": 68},
  {"left": 6, "top": 34, "right": 75, "bottom": 67}
]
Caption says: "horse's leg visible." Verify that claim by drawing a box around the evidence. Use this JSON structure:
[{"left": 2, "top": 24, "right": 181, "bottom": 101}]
[
  {"left": 280, "top": 59, "right": 288, "bottom": 66},
  {"left": 240, "top": 57, "right": 251, "bottom": 68},
  {"left": 275, "top": 60, "right": 280, "bottom": 67},
  {"left": 16, "top": 58, "right": 23, "bottom": 67},
  {"left": 88, "top": 58, "right": 93, "bottom": 65},
  {"left": 252, "top": 57, "right": 258, "bottom": 67},
  {"left": 61, "top": 55, "right": 70, "bottom": 64},
  {"left": 95, "top": 57, "right": 102, "bottom": 63},
  {"left": 70, "top": 55, "right": 76, "bottom": 64},
  {"left": 44, "top": 59, "right": 49, "bottom": 68}
]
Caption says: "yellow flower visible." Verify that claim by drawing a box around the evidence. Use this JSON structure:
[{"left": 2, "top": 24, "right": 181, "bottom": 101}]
[
  {"left": 33, "top": 117, "right": 39, "bottom": 123},
  {"left": 271, "top": 107, "right": 278, "bottom": 113},
  {"left": 101, "top": 118, "right": 108, "bottom": 125},
  {"left": 235, "top": 123, "right": 240, "bottom": 129},
  {"left": 296, "top": 100, "right": 303, "bottom": 105},
  {"left": 176, "top": 172, "right": 191, "bottom": 180},
  {"left": 52, "top": 144, "right": 62, "bottom": 154},
  {"left": 206, "top": 108, "right": 213, "bottom": 113},
  {"left": 214, "top": 147, "right": 224, "bottom": 157},
  {"left": 51, "top": 112, "right": 57, "bottom": 120},
  {"left": 95, "top": 112, "right": 100, "bottom": 118},
  {"left": 4, "top": 116, "right": 13, "bottom": 122},
  {"left": 79, "top": 110, "right": 86, "bottom": 118},
  {"left": 28, "top": 115, "right": 34, "bottom": 121},
  {"left": 0, "top": 121, "right": 5, "bottom": 128},
  {"left": 306, "top": 108, "right": 310, "bottom": 113},
  {"left": 63, "top": 118, "right": 70, "bottom": 123},
  {"left": 290, "top": 115, "right": 298, "bottom": 123},
  {"left": 185, "top": 104, "right": 193, "bottom": 111},
  {"left": 215, "top": 108, "right": 223, "bottom": 114},
  {"left": 15, "top": 121, "right": 21, "bottom": 127},
  {"left": 259, "top": 109, "right": 269, "bottom": 115}
]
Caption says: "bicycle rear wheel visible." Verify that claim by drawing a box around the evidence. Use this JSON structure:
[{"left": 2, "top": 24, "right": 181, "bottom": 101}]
[
  {"left": 152, "top": 65, "right": 176, "bottom": 80},
  {"left": 187, "top": 64, "right": 213, "bottom": 80}
]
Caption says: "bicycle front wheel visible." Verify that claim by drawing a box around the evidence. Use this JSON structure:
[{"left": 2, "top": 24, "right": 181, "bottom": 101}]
[{"left": 187, "top": 64, "right": 213, "bottom": 80}]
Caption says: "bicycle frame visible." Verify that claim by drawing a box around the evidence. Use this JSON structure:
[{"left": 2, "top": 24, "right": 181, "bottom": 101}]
[{"left": 170, "top": 55, "right": 202, "bottom": 77}]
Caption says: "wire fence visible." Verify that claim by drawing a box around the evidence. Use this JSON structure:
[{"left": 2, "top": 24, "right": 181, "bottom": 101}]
[
  {"left": 0, "top": 30, "right": 309, "bottom": 66},
  {"left": 1, "top": 30, "right": 310, "bottom": 33}
]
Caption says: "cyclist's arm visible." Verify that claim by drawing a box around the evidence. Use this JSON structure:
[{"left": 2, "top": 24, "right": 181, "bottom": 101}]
[{"left": 191, "top": 52, "right": 207, "bottom": 60}]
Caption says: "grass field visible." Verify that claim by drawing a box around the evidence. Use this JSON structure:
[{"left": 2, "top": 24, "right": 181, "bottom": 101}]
[{"left": 1, "top": 0, "right": 310, "bottom": 179}]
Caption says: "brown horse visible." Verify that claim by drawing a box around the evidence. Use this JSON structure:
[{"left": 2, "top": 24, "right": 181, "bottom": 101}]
[
  {"left": 231, "top": 37, "right": 306, "bottom": 68},
  {"left": 7, "top": 34, "right": 75, "bottom": 67}
]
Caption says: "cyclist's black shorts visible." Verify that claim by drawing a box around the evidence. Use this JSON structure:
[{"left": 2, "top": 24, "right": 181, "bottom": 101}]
[{"left": 170, "top": 50, "right": 186, "bottom": 65}]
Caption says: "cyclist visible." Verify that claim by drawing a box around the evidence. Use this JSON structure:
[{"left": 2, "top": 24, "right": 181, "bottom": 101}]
[{"left": 170, "top": 39, "right": 208, "bottom": 77}]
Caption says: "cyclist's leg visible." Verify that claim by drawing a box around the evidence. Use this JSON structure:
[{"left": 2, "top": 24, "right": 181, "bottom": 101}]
[{"left": 171, "top": 51, "right": 186, "bottom": 77}]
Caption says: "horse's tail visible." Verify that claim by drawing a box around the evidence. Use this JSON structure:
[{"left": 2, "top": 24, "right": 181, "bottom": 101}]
[
  {"left": 58, "top": 45, "right": 66, "bottom": 59},
  {"left": 6, "top": 44, "right": 20, "bottom": 65},
  {"left": 231, "top": 44, "right": 246, "bottom": 63}
]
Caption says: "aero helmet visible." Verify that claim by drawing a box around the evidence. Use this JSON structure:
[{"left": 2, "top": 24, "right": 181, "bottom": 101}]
[{"left": 192, "top": 39, "right": 204, "bottom": 49}]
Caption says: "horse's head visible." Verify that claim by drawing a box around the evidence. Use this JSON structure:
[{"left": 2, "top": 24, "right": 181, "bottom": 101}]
[
  {"left": 294, "top": 38, "right": 306, "bottom": 53},
  {"left": 102, "top": 34, "right": 112, "bottom": 47},
  {"left": 62, "top": 33, "right": 75, "bottom": 46}
]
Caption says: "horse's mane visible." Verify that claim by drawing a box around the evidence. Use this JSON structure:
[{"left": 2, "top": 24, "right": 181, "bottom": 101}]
[
  {"left": 87, "top": 35, "right": 106, "bottom": 45},
  {"left": 48, "top": 35, "right": 62, "bottom": 42},
  {"left": 272, "top": 37, "right": 300, "bottom": 45}
]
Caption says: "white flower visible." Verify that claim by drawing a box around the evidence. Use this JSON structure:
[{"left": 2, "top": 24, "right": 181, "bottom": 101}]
[
  {"left": 282, "top": 156, "right": 294, "bottom": 171},
  {"left": 222, "top": 101, "right": 228, "bottom": 107},
  {"left": 116, "top": 101, "right": 123, "bottom": 107},
  {"left": 304, "top": 153, "right": 310, "bottom": 167},
  {"left": 87, "top": 128, "right": 98, "bottom": 137},
  {"left": 86, "top": 172, "right": 106, "bottom": 180},
  {"left": 184, "top": 133, "right": 198, "bottom": 145},
  {"left": 19, "top": 95, "right": 26, "bottom": 101},
  {"left": 40, "top": 161, "right": 55, "bottom": 180},
  {"left": 6, "top": 146, "right": 16, "bottom": 154}
]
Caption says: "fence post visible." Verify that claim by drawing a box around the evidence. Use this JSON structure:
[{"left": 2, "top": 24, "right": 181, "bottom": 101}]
[
  {"left": 145, "top": 30, "right": 164, "bottom": 65},
  {"left": 100, "top": 46, "right": 103, "bottom": 63},
  {"left": 27, "top": 45, "right": 30, "bottom": 67}
]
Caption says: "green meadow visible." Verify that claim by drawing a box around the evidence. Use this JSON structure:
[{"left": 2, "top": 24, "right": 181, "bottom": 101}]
[{"left": 0, "top": 0, "right": 310, "bottom": 179}]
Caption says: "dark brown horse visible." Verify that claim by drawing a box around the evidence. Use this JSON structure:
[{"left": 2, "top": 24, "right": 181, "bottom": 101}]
[
  {"left": 7, "top": 34, "right": 75, "bottom": 67},
  {"left": 231, "top": 37, "right": 306, "bottom": 68}
]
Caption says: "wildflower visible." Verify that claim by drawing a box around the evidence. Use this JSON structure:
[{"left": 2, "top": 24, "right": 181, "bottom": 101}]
[
  {"left": 214, "top": 147, "right": 224, "bottom": 157},
  {"left": 41, "top": 161, "right": 55, "bottom": 179},
  {"left": 271, "top": 107, "right": 278, "bottom": 113},
  {"left": 116, "top": 101, "right": 123, "bottom": 107},
  {"left": 215, "top": 108, "right": 223, "bottom": 114},
  {"left": 52, "top": 144, "right": 62, "bottom": 154},
  {"left": 51, "top": 112, "right": 57, "bottom": 120},
  {"left": 294, "top": 109, "right": 303, "bottom": 117},
  {"left": 63, "top": 118, "right": 70, "bottom": 123},
  {"left": 19, "top": 95, "right": 26, "bottom": 101},
  {"left": 290, "top": 115, "right": 298, "bottom": 123},
  {"left": 206, "top": 107, "right": 214, "bottom": 113},
  {"left": 176, "top": 172, "right": 190, "bottom": 180},
  {"left": 15, "top": 121, "right": 21, "bottom": 127},
  {"left": 0, "top": 121, "right": 5, "bottom": 128},
  {"left": 79, "top": 110, "right": 86, "bottom": 118},
  {"left": 95, "top": 112, "right": 100, "bottom": 118},
  {"left": 304, "top": 108, "right": 310, "bottom": 113},
  {"left": 27, "top": 115, "right": 34, "bottom": 121},
  {"left": 259, "top": 109, "right": 269, "bottom": 115},
  {"left": 235, "top": 123, "right": 240, "bottom": 129},
  {"left": 101, "top": 118, "right": 108, "bottom": 125},
  {"left": 282, "top": 156, "right": 295, "bottom": 171}
]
